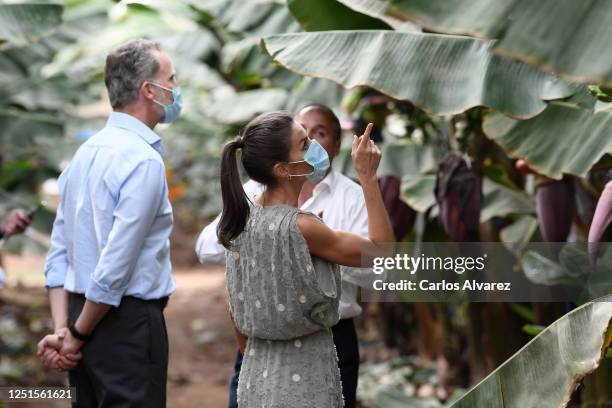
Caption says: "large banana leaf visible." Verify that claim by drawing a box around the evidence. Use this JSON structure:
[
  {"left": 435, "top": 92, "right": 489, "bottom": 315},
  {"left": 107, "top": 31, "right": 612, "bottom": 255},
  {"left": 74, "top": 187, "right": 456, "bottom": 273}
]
[
  {"left": 341, "top": 0, "right": 612, "bottom": 88},
  {"left": 206, "top": 88, "right": 289, "bottom": 124},
  {"left": 399, "top": 173, "right": 534, "bottom": 221},
  {"left": 0, "top": 1, "right": 63, "bottom": 47},
  {"left": 483, "top": 102, "right": 612, "bottom": 179},
  {"left": 500, "top": 215, "right": 538, "bottom": 255},
  {"left": 335, "top": 141, "right": 442, "bottom": 179},
  {"left": 285, "top": 76, "right": 346, "bottom": 114},
  {"left": 213, "top": 0, "right": 301, "bottom": 39},
  {"left": 0, "top": 109, "right": 63, "bottom": 146},
  {"left": 480, "top": 178, "right": 534, "bottom": 222},
  {"left": 204, "top": 79, "right": 345, "bottom": 125},
  {"left": 0, "top": 0, "right": 112, "bottom": 111},
  {"left": 400, "top": 174, "right": 437, "bottom": 212},
  {"left": 521, "top": 243, "right": 612, "bottom": 302},
  {"left": 1, "top": 0, "right": 110, "bottom": 73},
  {"left": 334, "top": 0, "right": 421, "bottom": 32},
  {"left": 287, "top": 0, "right": 391, "bottom": 31},
  {"left": 207, "top": 0, "right": 303, "bottom": 89},
  {"left": 0, "top": 108, "right": 68, "bottom": 190},
  {"left": 42, "top": 3, "right": 176, "bottom": 80},
  {"left": 262, "top": 31, "right": 576, "bottom": 118},
  {"left": 450, "top": 296, "right": 612, "bottom": 408},
  {"left": 337, "top": 0, "right": 513, "bottom": 38}
]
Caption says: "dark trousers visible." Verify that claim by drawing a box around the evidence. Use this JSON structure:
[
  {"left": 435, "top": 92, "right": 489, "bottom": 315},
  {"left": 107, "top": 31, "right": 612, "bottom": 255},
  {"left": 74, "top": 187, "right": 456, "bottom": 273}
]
[
  {"left": 229, "top": 318, "right": 360, "bottom": 408},
  {"left": 67, "top": 293, "right": 169, "bottom": 408}
]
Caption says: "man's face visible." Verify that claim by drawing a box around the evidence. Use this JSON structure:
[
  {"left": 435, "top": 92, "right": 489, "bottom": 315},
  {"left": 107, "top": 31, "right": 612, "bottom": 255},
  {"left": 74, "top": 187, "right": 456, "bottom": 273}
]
[
  {"left": 146, "top": 50, "right": 178, "bottom": 111},
  {"left": 296, "top": 107, "right": 340, "bottom": 163}
]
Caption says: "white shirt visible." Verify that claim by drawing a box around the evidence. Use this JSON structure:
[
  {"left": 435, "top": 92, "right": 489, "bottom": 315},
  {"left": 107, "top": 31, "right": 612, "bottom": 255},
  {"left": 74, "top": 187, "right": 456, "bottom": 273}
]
[{"left": 195, "top": 170, "right": 375, "bottom": 319}]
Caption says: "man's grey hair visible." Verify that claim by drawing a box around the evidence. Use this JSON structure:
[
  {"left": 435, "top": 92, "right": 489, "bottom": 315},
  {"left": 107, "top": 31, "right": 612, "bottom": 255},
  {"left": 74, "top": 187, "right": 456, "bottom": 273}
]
[{"left": 104, "top": 39, "right": 162, "bottom": 109}]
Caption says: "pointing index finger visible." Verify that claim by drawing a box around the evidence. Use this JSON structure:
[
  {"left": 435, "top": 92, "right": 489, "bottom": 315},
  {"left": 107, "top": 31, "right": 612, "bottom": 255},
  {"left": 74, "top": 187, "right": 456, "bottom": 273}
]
[
  {"left": 358, "top": 123, "right": 374, "bottom": 150},
  {"left": 363, "top": 123, "right": 373, "bottom": 140}
]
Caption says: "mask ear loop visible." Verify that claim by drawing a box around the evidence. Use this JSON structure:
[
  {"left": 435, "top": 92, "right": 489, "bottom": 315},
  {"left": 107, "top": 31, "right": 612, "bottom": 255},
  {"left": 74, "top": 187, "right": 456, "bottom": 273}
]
[
  {"left": 148, "top": 81, "right": 175, "bottom": 106},
  {"left": 288, "top": 172, "right": 314, "bottom": 178},
  {"left": 284, "top": 160, "right": 314, "bottom": 178},
  {"left": 148, "top": 81, "right": 173, "bottom": 93}
]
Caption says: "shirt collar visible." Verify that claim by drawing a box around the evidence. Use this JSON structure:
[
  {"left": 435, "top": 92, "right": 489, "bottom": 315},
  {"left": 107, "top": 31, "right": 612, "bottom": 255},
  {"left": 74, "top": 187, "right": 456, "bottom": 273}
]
[
  {"left": 106, "top": 112, "right": 163, "bottom": 155},
  {"left": 313, "top": 169, "right": 336, "bottom": 194}
]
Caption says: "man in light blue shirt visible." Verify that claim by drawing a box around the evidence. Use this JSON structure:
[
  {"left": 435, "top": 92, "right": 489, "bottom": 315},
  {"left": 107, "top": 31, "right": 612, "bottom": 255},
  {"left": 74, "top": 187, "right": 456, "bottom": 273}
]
[{"left": 36, "top": 39, "right": 180, "bottom": 408}]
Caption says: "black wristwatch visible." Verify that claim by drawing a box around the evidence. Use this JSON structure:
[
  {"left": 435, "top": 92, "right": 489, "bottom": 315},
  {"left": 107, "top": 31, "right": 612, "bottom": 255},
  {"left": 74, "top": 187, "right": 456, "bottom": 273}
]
[{"left": 69, "top": 323, "right": 92, "bottom": 343}]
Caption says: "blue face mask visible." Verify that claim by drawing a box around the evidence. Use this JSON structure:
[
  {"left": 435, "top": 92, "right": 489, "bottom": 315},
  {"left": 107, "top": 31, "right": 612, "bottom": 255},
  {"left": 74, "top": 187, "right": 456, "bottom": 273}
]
[
  {"left": 150, "top": 82, "right": 182, "bottom": 123},
  {"left": 286, "top": 139, "right": 330, "bottom": 183}
]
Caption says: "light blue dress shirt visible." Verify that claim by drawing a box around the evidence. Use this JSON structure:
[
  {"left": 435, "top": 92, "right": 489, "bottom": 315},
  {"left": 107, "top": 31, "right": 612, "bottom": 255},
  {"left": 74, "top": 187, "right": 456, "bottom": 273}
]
[{"left": 44, "top": 112, "right": 176, "bottom": 307}]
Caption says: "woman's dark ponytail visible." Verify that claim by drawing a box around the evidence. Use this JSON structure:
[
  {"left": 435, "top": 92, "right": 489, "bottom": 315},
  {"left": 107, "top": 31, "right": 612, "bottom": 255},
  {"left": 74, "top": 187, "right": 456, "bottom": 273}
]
[
  {"left": 217, "top": 111, "right": 294, "bottom": 248},
  {"left": 218, "top": 137, "right": 249, "bottom": 248}
]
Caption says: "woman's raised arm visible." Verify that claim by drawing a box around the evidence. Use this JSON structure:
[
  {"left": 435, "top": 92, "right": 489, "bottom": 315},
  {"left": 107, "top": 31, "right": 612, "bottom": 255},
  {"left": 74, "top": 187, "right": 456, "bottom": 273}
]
[{"left": 298, "top": 123, "right": 393, "bottom": 267}]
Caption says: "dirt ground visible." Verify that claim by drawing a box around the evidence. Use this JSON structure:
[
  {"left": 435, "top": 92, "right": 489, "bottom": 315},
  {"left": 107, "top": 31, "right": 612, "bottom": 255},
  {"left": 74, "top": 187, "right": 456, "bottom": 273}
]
[
  {"left": 165, "top": 266, "right": 237, "bottom": 407},
  {"left": 3, "top": 255, "right": 238, "bottom": 408}
]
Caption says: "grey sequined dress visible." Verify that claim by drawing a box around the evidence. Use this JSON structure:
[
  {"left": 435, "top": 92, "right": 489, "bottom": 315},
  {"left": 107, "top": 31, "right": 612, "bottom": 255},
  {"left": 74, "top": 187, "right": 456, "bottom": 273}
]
[{"left": 225, "top": 203, "right": 344, "bottom": 407}]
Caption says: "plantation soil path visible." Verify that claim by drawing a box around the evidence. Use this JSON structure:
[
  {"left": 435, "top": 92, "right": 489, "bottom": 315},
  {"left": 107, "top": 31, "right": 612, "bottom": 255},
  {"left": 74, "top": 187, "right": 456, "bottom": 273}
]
[{"left": 4, "top": 255, "right": 235, "bottom": 408}]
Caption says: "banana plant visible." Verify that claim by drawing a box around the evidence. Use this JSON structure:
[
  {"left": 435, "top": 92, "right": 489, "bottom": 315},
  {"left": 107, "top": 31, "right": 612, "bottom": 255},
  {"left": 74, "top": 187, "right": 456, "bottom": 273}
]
[
  {"left": 0, "top": 1, "right": 63, "bottom": 47},
  {"left": 450, "top": 296, "right": 612, "bottom": 407},
  {"left": 483, "top": 102, "right": 612, "bottom": 180},
  {"left": 262, "top": 30, "right": 575, "bottom": 120},
  {"left": 334, "top": 0, "right": 612, "bottom": 88},
  {"left": 262, "top": 1, "right": 612, "bottom": 181}
]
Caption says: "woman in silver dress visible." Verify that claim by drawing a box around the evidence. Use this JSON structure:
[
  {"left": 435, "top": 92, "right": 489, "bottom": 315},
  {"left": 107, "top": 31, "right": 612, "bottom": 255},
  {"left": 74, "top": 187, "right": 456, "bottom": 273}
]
[{"left": 217, "top": 111, "right": 393, "bottom": 407}]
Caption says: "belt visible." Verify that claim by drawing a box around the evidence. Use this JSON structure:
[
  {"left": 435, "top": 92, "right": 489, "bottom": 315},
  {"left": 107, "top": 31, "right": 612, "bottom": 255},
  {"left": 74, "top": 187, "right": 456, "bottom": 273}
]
[
  {"left": 69, "top": 292, "right": 169, "bottom": 309},
  {"left": 156, "top": 296, "right": 169, "bottom": 309}
]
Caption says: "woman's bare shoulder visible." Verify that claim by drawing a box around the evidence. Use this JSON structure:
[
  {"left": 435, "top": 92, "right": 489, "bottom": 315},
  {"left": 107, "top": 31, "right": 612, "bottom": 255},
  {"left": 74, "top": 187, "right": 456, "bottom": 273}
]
[{"left": 296, "top": 212, "right": 327, "bottom": 238}]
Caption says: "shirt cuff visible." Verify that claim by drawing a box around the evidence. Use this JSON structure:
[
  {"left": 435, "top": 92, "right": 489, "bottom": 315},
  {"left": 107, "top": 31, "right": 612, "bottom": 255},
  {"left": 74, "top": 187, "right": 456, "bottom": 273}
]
[
  {"left": 85, "top": 277, "right": 127, "bottom": 307},
  {"left": 44, "top": 262, "right": 68, "bottom": 288},
  {"left": 196, "top": 250, "right": 226, "bottom": 265},
  {"left": 341, "top": 266, "right": 379, "bottom": 288}
]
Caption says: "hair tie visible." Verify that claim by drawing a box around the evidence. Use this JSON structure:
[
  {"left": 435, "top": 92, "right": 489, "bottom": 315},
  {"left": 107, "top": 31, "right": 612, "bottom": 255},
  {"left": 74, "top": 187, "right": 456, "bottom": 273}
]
[{"left": 235, "top": 137, "right": 244, "bottom": 148}]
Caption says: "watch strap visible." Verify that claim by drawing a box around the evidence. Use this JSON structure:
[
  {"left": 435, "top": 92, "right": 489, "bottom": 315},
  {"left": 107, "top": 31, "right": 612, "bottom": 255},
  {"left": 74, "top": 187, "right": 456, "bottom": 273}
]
[{"left": 69, "top": 323, "right": 91, "bottom": 343}]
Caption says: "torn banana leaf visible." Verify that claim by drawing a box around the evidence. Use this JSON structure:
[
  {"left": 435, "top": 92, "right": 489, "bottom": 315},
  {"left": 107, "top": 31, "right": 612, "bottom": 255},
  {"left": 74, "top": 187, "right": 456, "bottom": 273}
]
[{"left": 450, "top": 296, "right": 612, "bottom": 408}]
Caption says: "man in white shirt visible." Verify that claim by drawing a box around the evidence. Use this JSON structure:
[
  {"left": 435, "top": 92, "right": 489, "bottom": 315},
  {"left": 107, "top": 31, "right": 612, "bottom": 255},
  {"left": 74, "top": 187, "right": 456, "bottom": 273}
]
[{"left": 197, "top": 104, "right": 376, "bottom": 408}]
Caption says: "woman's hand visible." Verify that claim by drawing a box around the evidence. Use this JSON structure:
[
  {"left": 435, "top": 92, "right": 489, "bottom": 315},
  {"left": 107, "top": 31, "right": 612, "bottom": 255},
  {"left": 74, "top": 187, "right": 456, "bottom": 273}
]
[
  {"left": 300, "top": 121, "right": 392, "bottom": 268},
  {"left": 351, "top": 123, "right": 381, "bottom": 183}
]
